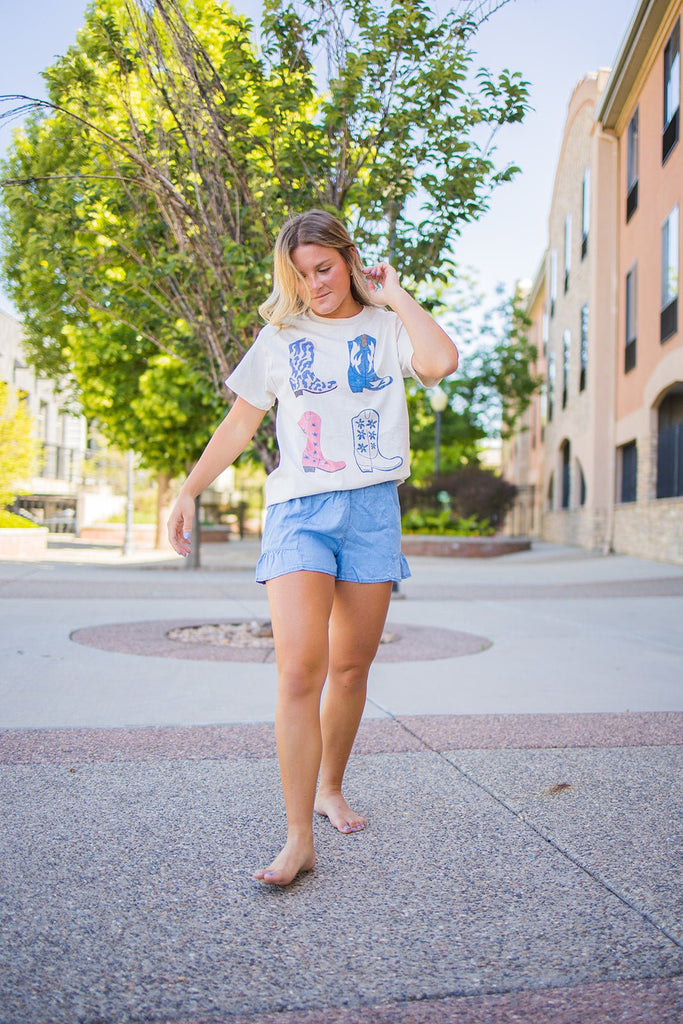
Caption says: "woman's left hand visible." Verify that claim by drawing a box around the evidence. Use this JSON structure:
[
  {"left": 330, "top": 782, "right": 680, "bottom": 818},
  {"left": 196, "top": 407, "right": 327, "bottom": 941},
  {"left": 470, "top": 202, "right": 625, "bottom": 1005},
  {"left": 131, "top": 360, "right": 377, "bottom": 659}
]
[{"left": 363, "top": 261, "right": 404, "bottom": 305}]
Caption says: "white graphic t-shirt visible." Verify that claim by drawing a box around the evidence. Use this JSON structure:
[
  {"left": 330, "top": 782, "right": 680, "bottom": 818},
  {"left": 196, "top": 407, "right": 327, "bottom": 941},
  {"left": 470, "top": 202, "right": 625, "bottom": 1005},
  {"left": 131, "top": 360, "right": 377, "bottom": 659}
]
[{"left": 226, "top": 305, "right": 426, "bottom": 507}]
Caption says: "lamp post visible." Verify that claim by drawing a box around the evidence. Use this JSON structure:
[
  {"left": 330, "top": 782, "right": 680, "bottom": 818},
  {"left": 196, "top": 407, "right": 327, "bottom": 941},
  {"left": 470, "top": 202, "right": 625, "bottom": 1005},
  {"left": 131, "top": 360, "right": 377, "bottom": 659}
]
[
  {"left": 429, "top": 385, "right": 449, "bottom": 482},
  {"left": 123, "top": 449, "right": 135, "bottom": 557}
]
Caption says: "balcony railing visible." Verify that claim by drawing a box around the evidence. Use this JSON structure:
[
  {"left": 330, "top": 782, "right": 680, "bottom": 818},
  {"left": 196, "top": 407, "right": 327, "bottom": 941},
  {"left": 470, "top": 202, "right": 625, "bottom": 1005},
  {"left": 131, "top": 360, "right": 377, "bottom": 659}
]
[{"left": 37, "top": 443, "right": 122, "bottom": 486}]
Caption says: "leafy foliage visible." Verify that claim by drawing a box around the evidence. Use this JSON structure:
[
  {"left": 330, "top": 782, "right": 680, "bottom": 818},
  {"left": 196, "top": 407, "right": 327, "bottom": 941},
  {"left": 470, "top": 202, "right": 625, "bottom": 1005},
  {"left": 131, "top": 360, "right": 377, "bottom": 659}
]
[
  {"left": 0, "top": 510, "right": 41, "bottom": 528},
  {"left": 406, "top": 278, "right": 541, "bottom": 482},
  {"left": 401, "top": 508, "right": 495, "bottom": 536},
  {"left": 0, "top": 383, "right": 42, "bottom": 506},
  {"left": 399, "top": 465, "right": 518, "bottom": 532},
  {"left": 454, "top": 282, "right": 541, "bottom": 441},
  {"left": 0, "top": 0, "right": 530, "bottom": 477}
]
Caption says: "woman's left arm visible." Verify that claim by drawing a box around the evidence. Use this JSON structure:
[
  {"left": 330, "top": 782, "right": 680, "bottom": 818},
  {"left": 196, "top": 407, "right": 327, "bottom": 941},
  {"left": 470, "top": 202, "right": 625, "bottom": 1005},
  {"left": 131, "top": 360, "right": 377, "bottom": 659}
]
[{"left": 365, "top": 262, "right": 459, "bottom": 384}]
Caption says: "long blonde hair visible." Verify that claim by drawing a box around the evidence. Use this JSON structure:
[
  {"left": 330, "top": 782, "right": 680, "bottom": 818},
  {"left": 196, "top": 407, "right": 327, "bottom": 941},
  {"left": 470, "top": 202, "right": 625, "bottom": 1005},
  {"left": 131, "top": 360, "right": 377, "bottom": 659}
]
[{"left": 259, "top": 210, "right": 378, "bottom": 326}]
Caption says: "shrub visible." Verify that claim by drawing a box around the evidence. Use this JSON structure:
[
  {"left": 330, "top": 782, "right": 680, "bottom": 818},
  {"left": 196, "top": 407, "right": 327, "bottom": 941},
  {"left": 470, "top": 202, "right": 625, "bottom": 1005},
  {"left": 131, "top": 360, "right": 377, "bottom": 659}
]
[
  {"left": 401, "top": 509, "right": 494, "bottom": 536},
  {"left": 399, "top": 466, "right": 517, "bottom": 531},
  {"left": 0, "top": 383, "right": 42, "bottom": 506},
  {"left": 0, "top": 510, "right": 40, "bottom": 528}
]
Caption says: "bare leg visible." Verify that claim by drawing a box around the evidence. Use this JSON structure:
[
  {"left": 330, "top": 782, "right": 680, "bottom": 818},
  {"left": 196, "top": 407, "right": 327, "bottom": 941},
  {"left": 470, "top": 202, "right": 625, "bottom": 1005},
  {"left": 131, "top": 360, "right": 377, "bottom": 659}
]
[
  {"left": 254, "top": 570, "right": 336, "bottom": 886},
  {"left": 315, "top": 580, "right": 393, "bottom": 833}
]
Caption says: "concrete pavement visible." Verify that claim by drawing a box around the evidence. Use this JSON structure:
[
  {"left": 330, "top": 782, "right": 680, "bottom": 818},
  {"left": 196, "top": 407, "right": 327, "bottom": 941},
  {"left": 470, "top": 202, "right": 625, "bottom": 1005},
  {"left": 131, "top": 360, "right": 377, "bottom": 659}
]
[{"left": 0, "top": 538, "right": 681, "bottom": 1022}]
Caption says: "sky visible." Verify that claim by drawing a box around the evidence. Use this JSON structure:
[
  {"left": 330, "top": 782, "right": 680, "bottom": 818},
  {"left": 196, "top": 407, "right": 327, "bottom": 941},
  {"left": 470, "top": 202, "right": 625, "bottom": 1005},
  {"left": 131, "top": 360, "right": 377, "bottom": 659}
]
[{"left": 0, "top": 0, "right": 635, "bottom": 317}]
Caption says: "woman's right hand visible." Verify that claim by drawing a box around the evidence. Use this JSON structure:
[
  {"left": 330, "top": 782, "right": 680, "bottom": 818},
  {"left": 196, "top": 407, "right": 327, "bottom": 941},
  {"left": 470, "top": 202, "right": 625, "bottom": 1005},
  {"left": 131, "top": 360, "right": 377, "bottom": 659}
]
[{"left": 167, "top": 491, "right": 195, "bottom": 557}]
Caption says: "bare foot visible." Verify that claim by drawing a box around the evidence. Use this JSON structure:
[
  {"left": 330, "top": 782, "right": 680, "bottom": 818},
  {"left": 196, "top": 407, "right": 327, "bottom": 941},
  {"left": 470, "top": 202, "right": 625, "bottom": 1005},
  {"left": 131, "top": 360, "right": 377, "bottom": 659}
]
[
  {"left": 314, "top": 791, "right": 366, "bottom": 834},
  {"left": 253, "top": 836, "right": 316, "bottom": 886}
]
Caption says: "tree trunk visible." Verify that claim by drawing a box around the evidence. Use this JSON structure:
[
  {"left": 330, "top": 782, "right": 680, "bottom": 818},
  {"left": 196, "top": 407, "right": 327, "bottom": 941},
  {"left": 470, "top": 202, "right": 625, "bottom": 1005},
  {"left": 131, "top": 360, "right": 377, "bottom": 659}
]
[
  {"left": 185, "top": 494, "right": 202, "bottom": 569},
  {"left": 155, "top": 471, "right": 174, "bottom": 549}
]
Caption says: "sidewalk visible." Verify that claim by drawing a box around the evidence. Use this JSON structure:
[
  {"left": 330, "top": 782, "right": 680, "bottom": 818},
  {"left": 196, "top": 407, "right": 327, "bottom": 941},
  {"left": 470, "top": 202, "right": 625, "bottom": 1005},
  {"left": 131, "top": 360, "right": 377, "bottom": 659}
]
[{"left": 0, "top": 539, "right": 681, "bottom": 1023}]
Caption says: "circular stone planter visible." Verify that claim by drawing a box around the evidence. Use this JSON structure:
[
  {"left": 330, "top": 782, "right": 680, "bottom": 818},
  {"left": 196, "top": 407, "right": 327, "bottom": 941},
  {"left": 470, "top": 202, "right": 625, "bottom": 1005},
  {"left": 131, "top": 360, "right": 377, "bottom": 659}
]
[
  {"left": 401, "top": 535, "right": 531, "bottom": 558},
  {"left": 0, "top": 526, "right": 49, "bottom": 560},
  {"left": 71, "top": 618, "right": 492, "bottom": 663}
]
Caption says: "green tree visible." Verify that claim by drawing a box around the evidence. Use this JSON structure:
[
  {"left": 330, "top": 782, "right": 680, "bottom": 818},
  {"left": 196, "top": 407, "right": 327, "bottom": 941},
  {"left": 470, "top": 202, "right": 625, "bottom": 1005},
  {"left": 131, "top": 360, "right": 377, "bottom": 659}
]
[
  {"left": 1, "top": 0, "right": 269, "bottom": 475},
  {"left": 1, "top": 0, "right": 529, "bottom": 471},
  {"left": 406, "top": 277, "right": 541, "bottom": 482},
  {"left": 266, "top": 0, "right": 529, "bottom": 282},
  {"left": 0, "top": 383, "right": 42, "bottom": 506}
]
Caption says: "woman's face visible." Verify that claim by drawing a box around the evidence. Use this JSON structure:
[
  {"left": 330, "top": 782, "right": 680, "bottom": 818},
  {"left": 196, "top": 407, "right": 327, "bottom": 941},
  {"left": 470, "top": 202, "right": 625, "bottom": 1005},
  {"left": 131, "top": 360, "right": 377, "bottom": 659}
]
[{"left": 291, "top": 244, "right": 360, "bottom": 318}]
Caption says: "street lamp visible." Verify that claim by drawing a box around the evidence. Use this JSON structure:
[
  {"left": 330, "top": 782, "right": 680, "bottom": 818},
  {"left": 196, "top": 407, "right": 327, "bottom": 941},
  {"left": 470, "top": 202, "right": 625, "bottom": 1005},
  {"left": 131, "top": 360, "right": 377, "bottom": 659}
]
[
  {"left": 123, "top": 449, "right": 135, "bottom": 557},
  {"left": 429, "top": 385, "right": 449, "bottom": 482}
]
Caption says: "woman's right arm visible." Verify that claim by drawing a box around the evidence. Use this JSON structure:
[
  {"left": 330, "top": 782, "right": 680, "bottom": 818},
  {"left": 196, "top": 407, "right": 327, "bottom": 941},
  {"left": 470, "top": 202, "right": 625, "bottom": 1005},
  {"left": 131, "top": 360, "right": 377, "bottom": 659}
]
[{"left": 167, "top": 397, "right": 267, "bottom": 556}]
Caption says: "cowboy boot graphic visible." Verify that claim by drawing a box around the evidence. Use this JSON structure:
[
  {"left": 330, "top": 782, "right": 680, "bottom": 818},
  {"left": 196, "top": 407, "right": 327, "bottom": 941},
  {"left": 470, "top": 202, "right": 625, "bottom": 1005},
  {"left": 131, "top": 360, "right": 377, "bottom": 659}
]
[
  {"left": 289, "top": 339, "right": 337, "bottom": 397},
  {"left": 298, "top": 411, "right": 346, "bottom": 473},
  {"left": 351, "top": 409, "right": 403, "bottom": 473},
  {"left": 347, "top": 334, "right": 393, "bottom": 393}
]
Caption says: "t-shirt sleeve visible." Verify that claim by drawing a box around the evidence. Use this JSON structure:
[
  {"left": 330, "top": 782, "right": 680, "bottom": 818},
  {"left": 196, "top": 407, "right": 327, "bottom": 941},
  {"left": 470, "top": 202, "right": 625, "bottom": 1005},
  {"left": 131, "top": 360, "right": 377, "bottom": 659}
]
[
  {"left": 225, "top": 331, "right": 276, "bottom": 411},
  {"left": 394, "top": 313, "right": 440, "bottom": 387}
]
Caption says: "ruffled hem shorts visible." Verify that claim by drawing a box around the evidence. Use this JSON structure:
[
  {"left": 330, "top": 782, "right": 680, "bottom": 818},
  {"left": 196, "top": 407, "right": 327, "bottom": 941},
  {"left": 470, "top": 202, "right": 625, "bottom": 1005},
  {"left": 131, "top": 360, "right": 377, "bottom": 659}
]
[{"left": 256, "top": 481, "right": 411, "bottom": 585}]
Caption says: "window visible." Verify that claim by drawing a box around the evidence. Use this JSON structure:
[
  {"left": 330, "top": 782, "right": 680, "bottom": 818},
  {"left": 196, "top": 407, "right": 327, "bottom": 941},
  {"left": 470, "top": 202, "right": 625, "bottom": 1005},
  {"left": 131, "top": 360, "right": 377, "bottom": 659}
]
[
  {"left": 12, "top": 358, "right": 27, "bottom": 385},
  {"left": 625, "top": 264, "right": 637, "bottom": 373},
  {"left": 540, "top": 382, "right": 548, "bottom": 441},
  {"left": 657, "top": 388, "right": 683, "bottom": 498},
  {"left": 661, "top": 205, "right": 679, "bottom": 342},
  {"left": 663, "top": 19, "right": 680, "bottom": 163},
  {"left": 550, "top": 250, "right": 557, "bottom": 317},
  {"left": 581, "top": 169, "right": 590, "bottom": 258},
  {"left": 547, "top": 353, "right": 555, "bottom": 421},
  {"left": 542, "top": 309, "right": 549, "bottom": 357},
  {"left": 560, "top": 440, "right": 571, "bottom": 509},
  {"left": 618, "top": 441, "right": 638, "bottom": 503},
  {"left": 578, "top": 461, "right": 587, "bottom": 506},
  {"left": 564, "top": 215, "right": 572, "bottom": 293},
  {"left": 627, "top": 108, "right": 639, "bottom": 221},
  {"left": 562, "top": 330, "right": 570, "bottom": 408},
  {"left": 580, "top": 304, "right": 588, "bottom": 392},
  {"left": 38, "top": 401, "right": 49, "bottom": 442}
]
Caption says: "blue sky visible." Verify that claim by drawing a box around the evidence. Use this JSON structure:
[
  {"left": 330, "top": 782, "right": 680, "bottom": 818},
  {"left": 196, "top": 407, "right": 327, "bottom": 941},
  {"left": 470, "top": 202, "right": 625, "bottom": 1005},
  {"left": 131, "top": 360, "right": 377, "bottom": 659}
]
[{"left": 0, "top": 0, "right": 633, "bottom": 316}]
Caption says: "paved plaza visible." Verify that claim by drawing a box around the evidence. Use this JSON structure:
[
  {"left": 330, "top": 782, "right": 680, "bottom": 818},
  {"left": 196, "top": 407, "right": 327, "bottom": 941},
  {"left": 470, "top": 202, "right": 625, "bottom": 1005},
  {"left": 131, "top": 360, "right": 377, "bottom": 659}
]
[{"left": 0, "top": 538, "right": 681, "bottom": 1023}]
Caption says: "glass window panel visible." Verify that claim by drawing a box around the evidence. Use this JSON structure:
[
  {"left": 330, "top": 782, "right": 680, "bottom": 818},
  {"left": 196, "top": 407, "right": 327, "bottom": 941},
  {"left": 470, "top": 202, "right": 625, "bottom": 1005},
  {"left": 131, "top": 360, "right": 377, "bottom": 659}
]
[
  {"left": 662, "top": 206, "right": 680, "bottom": 306},
  {"left": 664, "top": 22, "right": 680, "bottom": 125},
  {"left": 626, "top": 266, "right": 637, "bottom": 343},
  {"left": 627, "top": 109, "right": 639, "bottom": 187}
]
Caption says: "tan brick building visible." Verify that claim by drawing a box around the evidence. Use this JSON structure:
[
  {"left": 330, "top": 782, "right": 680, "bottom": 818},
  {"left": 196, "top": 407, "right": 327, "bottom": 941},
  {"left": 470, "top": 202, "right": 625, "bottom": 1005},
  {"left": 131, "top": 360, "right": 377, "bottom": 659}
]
[
  {"left": 502, "top": 268, "right": 546, "bottom": 539},
  {"left": 601, "top": 0, "right": 683, "bottom": 561},
  {"left": 503, "top": 0, "right": 682, "bottom": 564}
]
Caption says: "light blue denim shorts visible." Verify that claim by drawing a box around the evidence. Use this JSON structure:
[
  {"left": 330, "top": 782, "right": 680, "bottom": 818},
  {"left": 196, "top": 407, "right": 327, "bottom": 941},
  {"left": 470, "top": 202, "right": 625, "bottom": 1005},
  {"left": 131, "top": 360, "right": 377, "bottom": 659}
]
[{"left": 256, "top": 481, "right": 411, "bottom": 584}]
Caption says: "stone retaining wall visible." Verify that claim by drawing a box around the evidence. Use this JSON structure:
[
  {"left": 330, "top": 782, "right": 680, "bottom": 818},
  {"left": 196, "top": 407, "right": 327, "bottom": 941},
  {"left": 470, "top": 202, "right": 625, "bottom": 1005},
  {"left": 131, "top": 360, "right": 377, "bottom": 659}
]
[
  {"left": 0, "top": 527, "right": 49, "bottom": 559},
  {"left": 79, "top": 524, "right": 158, "bottom": 547},
  {"left": 401, "top": 535, "right": 531, "bottom": 558},
  {"left": 612, "top": 499, "right": 683, "bottom": 565}
]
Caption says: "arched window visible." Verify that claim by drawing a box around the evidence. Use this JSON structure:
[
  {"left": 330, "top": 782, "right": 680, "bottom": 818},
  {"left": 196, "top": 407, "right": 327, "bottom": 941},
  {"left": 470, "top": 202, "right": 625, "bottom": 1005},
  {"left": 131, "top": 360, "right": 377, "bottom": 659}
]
[
  {"left": 560, "top": 440, "right": 571, "bottom": 509},
  {"left": 657, "top": 384, "right": 683, "bottom": 498},
  {"left": 577, "top": 460, "right": 587, "bottom": 506}
]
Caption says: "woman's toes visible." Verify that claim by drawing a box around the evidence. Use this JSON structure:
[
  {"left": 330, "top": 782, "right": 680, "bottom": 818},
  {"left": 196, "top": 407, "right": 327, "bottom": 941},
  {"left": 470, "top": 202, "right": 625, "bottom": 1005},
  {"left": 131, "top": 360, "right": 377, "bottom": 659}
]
[
  {"left": 253, "top": 842, "right": 316, "bottom": 886},
  {"left": 316, "top": 794, "right": 366, "bottom": 834}
]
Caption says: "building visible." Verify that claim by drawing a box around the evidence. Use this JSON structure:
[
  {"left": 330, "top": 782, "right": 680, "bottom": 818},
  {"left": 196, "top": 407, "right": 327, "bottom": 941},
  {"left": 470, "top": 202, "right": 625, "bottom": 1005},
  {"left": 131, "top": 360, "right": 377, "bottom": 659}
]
[
  {"left": 598, "top": 0, "right": 683, "bottom": 561},
  {"left": 501, "top": 268, "right": 547, "bottom": 539},
  {"left": 0, "top": 308, "right": 119, "bottom": 529},
  {"left": 543, "top": 69, "right": 619, "bottom": 552},
  {"left": 503, "top": 0, "right": 682, "bottom": 564}
]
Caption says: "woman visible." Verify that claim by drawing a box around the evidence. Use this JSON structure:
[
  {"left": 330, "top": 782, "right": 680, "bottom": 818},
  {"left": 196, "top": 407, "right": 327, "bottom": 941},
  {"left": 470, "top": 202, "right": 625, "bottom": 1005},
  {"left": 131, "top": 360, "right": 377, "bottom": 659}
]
[{"left": 168, "top": 210, "right": 458, "bottom": 885}]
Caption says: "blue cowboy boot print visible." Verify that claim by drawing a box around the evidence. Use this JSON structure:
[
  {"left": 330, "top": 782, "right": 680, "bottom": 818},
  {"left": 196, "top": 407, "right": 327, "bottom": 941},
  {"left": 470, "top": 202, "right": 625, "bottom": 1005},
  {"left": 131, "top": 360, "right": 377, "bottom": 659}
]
[
  {"left": 289, "top": 339, "right": 337, "bottom": 397},
  {"left": 347, "top": 334, "right": 392, "bottom": 393}
]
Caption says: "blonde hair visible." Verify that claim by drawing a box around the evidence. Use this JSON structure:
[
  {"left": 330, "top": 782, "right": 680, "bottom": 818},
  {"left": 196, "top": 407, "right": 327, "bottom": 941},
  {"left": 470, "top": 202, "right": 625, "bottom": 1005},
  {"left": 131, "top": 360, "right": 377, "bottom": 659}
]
[{"left": 259, "top": 210, "right": 378, "bottom": 326}]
